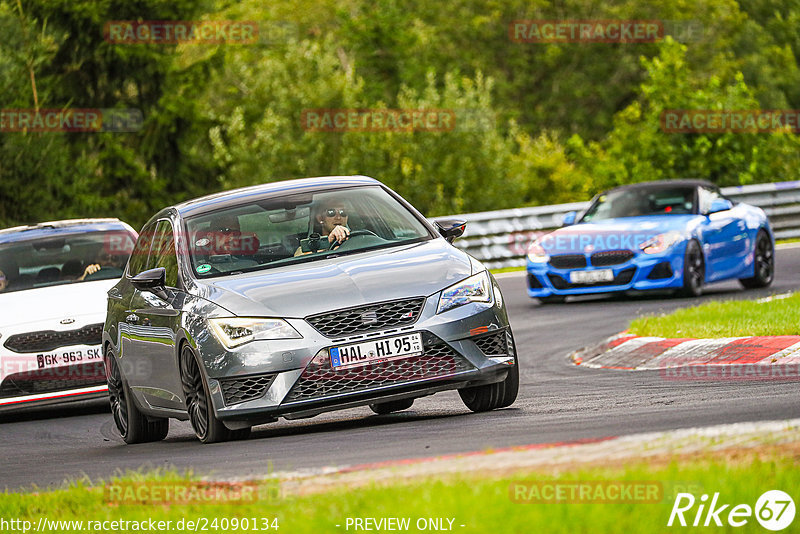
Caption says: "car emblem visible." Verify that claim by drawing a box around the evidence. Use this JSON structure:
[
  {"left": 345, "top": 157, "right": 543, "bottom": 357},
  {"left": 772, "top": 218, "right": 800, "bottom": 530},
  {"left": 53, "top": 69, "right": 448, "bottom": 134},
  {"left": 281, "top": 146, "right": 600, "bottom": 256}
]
[
  {"left": 60, "top": 318, "right": 75, "bottom": 325},
  {"left": 584, "top": 244, "right": 594, "bottom": 253},
  {"left": 360, "top": 311, "right": 378, "bottom": 325}
]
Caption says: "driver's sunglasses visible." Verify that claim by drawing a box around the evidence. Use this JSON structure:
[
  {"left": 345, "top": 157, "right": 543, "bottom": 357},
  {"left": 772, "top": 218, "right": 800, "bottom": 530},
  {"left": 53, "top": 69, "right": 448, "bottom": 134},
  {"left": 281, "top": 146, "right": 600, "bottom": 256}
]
[{"left": 325, "top": 209, "right": 347, "bottom": 217}]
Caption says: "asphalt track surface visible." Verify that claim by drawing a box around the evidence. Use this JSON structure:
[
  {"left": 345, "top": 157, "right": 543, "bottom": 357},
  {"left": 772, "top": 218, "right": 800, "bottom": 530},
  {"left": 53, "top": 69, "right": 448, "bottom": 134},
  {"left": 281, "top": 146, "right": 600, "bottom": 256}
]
[{"left": 2, "top": 247, "right": 800, "bottom": 491}]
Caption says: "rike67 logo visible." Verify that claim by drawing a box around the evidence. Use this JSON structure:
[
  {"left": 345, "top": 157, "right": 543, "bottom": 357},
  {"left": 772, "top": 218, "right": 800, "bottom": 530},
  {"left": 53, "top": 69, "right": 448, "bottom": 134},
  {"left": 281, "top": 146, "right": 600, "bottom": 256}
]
[{"left": 668, "top": 490, "right": 795, "bottom": 531}]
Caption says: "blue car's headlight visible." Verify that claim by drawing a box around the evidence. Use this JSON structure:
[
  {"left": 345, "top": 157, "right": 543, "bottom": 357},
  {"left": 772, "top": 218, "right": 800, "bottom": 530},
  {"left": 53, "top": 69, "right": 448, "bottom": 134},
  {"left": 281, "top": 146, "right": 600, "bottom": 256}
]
[
  {"left": 526, "top": 241, "right": 550, "bottom": 263},
  {"left": 209, "top": 318, "right": 302, "bottom": 348},
  {"left": 640, "top": 231, "right": 683, "bottom": 254},
  {"left": 437, "top": 271, "right": 493, "bottom": 314}
]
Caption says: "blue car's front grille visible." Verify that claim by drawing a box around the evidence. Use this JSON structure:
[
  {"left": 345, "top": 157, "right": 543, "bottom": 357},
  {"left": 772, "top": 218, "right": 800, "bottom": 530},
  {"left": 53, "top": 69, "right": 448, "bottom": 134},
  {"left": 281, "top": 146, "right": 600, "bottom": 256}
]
[
  {"left": 548, "top": 254, "right": 586, "bottom": 269},
  {"left": 590, "top": 250, "right": 634, "bottom": 267}
]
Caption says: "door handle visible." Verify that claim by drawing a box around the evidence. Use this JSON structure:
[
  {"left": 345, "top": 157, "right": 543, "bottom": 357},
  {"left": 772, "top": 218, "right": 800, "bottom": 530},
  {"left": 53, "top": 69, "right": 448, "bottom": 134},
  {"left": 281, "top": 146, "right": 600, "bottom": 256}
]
[{"left": 126, "top": 314, "right": 139, "bottom": 324}]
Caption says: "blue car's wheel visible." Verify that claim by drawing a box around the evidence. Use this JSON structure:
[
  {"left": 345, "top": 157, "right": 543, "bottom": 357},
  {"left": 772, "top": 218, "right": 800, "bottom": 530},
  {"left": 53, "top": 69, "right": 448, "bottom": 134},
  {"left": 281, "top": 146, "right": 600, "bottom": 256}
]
[
  {"left": 679, "top": 239, "right": 704, "bottom": 297},
  {"left": 740, "top": 229, "right": 774, "bottom": 289}
]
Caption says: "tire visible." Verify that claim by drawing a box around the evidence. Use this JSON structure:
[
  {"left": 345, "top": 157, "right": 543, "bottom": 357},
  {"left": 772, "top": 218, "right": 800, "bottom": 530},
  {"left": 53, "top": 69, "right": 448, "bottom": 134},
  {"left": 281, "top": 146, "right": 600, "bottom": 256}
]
[
  {"left": 105, "top": 348, "right": 169, "bottom": 444},
  {"left": 678, "top": 239, "right": 704, "bottom": 297},
  {"left": 459, "top": 333, "right": 519, "bottom": 412},
  {"left": 537, "top": 295, "right": 566, "bottom": 304},
  {"left": 740, "top": 230, "right": 774, "bottom": 289},
  {"left": 179, "top": 344, "right": 250, "bottom": 444},
  {"left": 369, "top": 398, "right": 414, "bottom": 415}
]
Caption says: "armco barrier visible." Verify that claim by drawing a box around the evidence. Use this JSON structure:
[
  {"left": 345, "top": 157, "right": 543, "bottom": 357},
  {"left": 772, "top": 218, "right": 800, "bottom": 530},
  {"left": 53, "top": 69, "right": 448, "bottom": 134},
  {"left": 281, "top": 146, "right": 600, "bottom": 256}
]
[{"left": 444, "top": 180, "right": 800, "bottom": 269}]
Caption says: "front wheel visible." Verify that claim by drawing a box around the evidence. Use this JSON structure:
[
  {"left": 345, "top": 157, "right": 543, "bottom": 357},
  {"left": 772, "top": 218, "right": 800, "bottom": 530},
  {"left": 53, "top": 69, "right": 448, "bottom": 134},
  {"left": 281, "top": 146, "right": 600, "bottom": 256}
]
[
  {"left": 678, "top": 240, "right": 704, "bottom": 297},
  {"left": 739, "top": 230, "right": 774, "bottom": 289},
  {"left": 459, "top": 333, "right": 519, "bottom": 412},
  {"left": 106, "top": 348, "right": 169, "bottom": 444},
  {"left": 180, "top": 344, "right": 250, "bottom": 444}
]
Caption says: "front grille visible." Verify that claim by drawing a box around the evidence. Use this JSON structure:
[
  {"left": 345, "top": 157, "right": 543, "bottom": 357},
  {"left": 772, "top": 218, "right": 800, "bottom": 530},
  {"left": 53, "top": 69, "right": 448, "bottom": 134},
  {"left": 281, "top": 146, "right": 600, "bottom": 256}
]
[
  {"left": 548, "top": 254, "right": 587, "bottom": 269},
  {"left": 3, "top": 323, "right": 103, "bottom": 353},
  {"left": 590, "top": 250, "right": 634, "bottom": 267},
  {"left": 548, "top": 267, "right": 637, "bottom": 290},
  {"left": 218, "top": 373, "right": 277, "bottom": 406},
  {"left": 527, "top": 274, "right": 543, "bottom": 289},
  {"left": 0, "top": 362, "right": 106, "bottom": 398},
  {"left": 306, "top": 298, "right": 425, "bottom": 338},
  {"left": 474, "top": 331, "right": 508, "bottom": 357},
  {"left": 647, "top": 261, "right": 674, "bottom": 280},
  {"left": 284, "top": 333, "right": 473, "bottom": 402}
]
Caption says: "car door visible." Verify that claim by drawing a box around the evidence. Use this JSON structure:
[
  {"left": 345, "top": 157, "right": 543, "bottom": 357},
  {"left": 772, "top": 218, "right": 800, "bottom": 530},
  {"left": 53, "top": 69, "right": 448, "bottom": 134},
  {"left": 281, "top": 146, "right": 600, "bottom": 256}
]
[
  {"left": 125, "top": 219, "right": 185, "bottom": 410},
  {"left": 698, "top": 187, "right": 748, "bottom": 282},
  {"left": 117, "top": 221, "right": 157, "bottom": 385}
]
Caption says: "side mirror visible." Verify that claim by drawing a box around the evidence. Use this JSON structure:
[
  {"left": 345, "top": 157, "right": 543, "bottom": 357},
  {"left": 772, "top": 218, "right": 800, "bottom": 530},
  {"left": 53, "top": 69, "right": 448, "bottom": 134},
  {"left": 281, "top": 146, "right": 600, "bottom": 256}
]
[
  {"left": 561, "top": 211, "right": 577, "bottom": 226},
  {"left": 434, "top": 219, "right": 467, "bottom": 243},
  {"left": 131, "top": 267, "right": 166, "bottom": 293},
  {"left": 707, "top": 198, "right": 733, "bottom": 215}
]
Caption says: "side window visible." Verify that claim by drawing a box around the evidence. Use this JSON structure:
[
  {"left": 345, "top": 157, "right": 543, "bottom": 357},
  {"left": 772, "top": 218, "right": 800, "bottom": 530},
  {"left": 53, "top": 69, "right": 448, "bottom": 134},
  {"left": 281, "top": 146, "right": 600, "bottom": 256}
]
[
  {"left": 128, "top": 222, "right": 157, "bottom": 276},
  {"left": 699, "top": 187, "right": 722, "bottom": 214},
  {"left": 151, "top": 220, "right": 179, "bottom": 288}
]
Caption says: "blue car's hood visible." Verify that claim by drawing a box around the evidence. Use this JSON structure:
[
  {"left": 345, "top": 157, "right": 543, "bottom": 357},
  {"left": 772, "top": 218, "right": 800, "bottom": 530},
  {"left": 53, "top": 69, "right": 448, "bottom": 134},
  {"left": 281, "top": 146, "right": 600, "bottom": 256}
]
[
  {"left": 540, "top": 215, "right": 698, "bottom": 254},
  {"left": 195, "top": 239, "right": 473, "bottom": 318}
]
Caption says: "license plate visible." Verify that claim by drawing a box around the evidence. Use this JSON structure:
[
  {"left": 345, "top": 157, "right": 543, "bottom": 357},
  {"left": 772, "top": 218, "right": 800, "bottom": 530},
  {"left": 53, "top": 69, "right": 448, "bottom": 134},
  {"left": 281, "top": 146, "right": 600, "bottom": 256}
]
[
  {"left": 569, "top": 269, "right": 614, "bottom": 284},
  {"left": 330, "top": 333, "right": 423, "bottom": 369}
]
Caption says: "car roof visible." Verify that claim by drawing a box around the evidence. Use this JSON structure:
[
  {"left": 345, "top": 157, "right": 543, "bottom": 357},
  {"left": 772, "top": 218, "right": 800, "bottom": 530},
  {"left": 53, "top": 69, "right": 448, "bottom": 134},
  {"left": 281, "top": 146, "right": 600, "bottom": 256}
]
[
  {"left": 174, "top": 175, "right": 381, "bottom": 218},
  {"left": 0, "top": 218, "right": 133, "bottom": 245},
  {"left": 604, "top": 179, "right": 715, "bottom": 194}
]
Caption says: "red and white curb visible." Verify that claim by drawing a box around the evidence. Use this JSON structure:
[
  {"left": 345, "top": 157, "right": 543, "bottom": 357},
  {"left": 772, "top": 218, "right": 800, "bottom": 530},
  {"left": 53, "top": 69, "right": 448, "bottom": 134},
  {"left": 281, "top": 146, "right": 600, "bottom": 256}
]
[{"left": 572, "top": 332, "right": 800, "bottom": 371}]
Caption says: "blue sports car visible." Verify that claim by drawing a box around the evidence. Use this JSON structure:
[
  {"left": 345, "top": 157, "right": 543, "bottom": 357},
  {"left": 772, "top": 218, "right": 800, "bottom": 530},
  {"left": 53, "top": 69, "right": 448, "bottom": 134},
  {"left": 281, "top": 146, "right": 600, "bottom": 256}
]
[{"left": 526, "top": 180, "right": 774, "bottom": 303}]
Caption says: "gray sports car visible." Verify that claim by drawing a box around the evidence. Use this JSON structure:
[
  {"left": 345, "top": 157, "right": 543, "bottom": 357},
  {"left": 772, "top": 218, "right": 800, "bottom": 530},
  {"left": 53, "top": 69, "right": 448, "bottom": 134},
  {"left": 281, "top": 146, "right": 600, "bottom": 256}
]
[{"left": 103, "top": 176, "right": 518, "bottom": 443}]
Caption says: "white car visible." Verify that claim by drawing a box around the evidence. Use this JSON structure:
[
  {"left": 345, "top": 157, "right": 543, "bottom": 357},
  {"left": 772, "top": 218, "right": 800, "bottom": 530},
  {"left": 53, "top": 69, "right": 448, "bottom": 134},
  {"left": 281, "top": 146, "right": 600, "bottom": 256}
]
[{"left": 0, "top": 219, "right": 136, "bottom": 411}]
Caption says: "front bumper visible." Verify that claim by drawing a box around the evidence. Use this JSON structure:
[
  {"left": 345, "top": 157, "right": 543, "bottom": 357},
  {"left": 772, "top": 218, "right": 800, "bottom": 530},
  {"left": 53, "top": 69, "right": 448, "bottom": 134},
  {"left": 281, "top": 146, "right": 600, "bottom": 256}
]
[
  {"left": 0, "top": 323, "right": 108, "bottom": 411},
  {"left": 195, "top": 289, "right": 516, "bottom": 426},
  {"left": 526, "top": 247, "right": 686, "bottom": 298}
]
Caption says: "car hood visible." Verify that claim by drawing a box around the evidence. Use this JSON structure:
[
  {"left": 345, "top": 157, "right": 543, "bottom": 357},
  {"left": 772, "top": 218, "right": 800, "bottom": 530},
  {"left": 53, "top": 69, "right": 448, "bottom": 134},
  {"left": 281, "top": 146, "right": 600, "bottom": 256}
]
[
  {"left": 197, "top": 239, "right": 473, "bottom": 318},
  {"left": 0, "top": 279, "right": 117, "bottom": 330},
  {"left": 540, "top": 215, "right": 698, "bottom": 254}
]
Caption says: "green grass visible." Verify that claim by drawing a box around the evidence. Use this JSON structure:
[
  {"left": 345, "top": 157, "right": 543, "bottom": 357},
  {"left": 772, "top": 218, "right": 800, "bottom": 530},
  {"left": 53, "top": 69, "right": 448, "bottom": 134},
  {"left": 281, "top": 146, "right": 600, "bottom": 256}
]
[
  {"left": 490, "top": 265, "right": 525, "bottom": 274},
  {"left": 629, "top": 292, "right": 800, "bottom": 338},
  {"left": 1, "top": 453, "right": 797, "bottom": 533}
]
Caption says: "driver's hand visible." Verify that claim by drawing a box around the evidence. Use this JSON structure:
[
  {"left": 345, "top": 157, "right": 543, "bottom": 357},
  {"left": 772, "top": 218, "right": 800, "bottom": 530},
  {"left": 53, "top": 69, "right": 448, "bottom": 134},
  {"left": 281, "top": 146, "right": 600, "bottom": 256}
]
[
  {"left": 327, "top": 225, "right": 350, "bottom": 244},
  {"left": 80, "top": 264, "right": 101, "bottom": 280}
]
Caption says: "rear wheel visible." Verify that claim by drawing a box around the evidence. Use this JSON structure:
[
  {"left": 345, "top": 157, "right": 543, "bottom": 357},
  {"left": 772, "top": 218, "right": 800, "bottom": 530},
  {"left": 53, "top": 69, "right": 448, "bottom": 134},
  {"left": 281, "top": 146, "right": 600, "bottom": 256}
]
[
  {"left": 105, "top": 347, "right": 169, "bottom": 444},
  {"left": 740, "top": 230, "right": 774, "bottom": 289},
  {"left": 678, "top": 240, "right": 704, "bottom": 297},
  {"left": 459, "top": 333, "right": 519, "bottom": 412},
  {"left": 369, "top": 398, "right": 414, "bottom": 415},
  {"left": 179, "top": 344, "right": 250, "bottom": 444}
]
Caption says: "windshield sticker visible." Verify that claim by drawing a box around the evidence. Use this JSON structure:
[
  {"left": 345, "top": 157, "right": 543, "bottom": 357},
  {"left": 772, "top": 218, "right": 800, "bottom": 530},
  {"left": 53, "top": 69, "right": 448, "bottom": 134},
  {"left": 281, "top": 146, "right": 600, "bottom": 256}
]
[
  {"left": 196, "top": 264, "right": 212, "bottom": 274},
  {"left": 195, "top": 237, "right": 210, "bottom": 247}
]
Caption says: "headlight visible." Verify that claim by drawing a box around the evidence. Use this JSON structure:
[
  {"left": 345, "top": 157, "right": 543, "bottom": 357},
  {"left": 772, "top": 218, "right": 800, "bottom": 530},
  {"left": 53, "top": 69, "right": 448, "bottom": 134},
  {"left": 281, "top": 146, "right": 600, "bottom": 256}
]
[
  {"left": 437, "top": 271, "right": 492, "bottom": 314},
  {"left": 208, "top": 318, "right": 302, "bottom": 348},
  {"left": 527, "top": 241, "right": 550, "bottom": 263},
  {"left": 640, "top": 231, "right": 683, "bottom": 254}
]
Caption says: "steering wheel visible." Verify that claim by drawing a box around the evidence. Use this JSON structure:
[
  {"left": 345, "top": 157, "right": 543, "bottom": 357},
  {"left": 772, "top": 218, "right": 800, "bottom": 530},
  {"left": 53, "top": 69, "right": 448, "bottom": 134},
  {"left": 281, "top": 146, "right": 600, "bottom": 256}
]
[{"left": 329, "top": 229, "right": 379, "bottom": 249}]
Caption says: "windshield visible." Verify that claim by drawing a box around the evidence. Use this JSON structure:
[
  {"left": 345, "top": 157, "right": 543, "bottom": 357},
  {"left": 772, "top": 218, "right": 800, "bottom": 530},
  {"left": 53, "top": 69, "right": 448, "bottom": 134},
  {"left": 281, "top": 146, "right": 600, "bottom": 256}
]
[
  {"left": 184, "top": 185, "right": 432, "bottom": 278},
  {"left": 0, "top": 229, "right": 136, "bottom": 294},
  {"left": 581, "top": 187, "right": 696, "bottom": 222}
]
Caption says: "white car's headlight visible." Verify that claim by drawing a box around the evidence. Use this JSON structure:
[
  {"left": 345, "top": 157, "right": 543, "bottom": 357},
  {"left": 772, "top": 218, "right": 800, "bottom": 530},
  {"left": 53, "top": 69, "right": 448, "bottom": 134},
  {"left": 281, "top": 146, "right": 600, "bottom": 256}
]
[
  {"left": 527, "top": 241, "right": 550, "bottom": 263},
  {"left": 437, "top": 271, "right": 493, "bottom": 314},
  {"left": 208, "top": 318, "right": 301, "bottom": 348},
  {"left": 640, "top": 231, "right": 683, "bottom": 254}
]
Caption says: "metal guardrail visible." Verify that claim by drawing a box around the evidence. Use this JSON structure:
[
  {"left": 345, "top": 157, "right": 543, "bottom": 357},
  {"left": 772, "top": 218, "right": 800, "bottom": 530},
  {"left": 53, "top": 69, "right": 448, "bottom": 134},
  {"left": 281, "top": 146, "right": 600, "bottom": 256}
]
[{"left": 445, "top": 180, "right": 800, "bottom": 269}]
